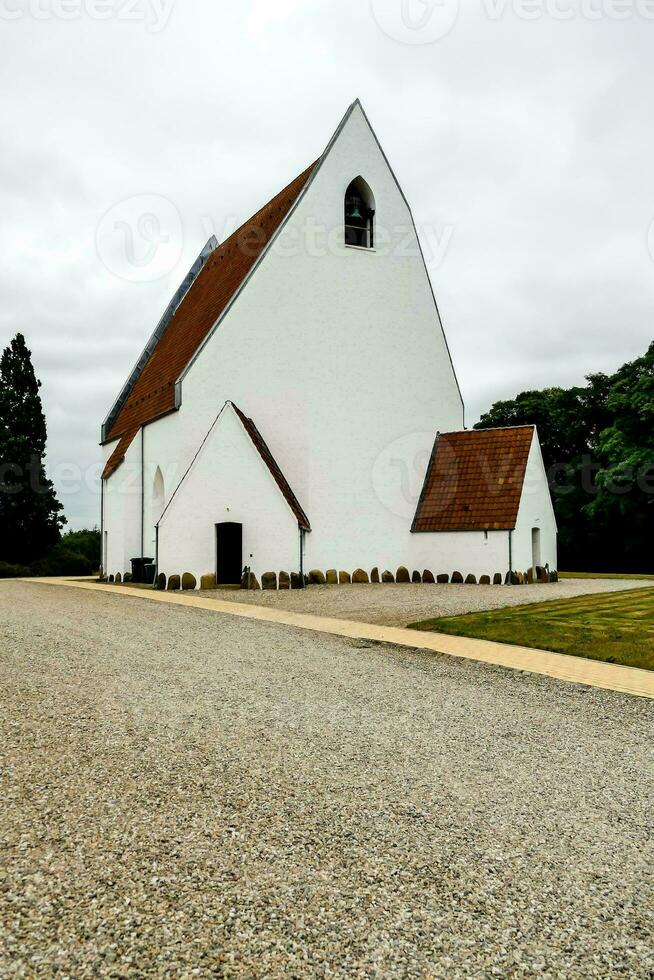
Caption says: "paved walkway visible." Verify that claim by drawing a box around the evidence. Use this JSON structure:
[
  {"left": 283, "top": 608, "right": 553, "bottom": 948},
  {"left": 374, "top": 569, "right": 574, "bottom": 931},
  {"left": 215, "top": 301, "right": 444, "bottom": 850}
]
[{"left": 28, "top": 578, "right": 654, "bottom": 699}]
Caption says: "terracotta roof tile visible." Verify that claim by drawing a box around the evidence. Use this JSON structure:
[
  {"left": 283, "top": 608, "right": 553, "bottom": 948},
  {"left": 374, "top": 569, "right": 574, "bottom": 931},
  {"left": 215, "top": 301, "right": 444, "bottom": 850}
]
[
  {"left": 412, "top": 426, "right": 535, "bottom": 532},
  {"left": 102, "top": 161, "right": 317, "bottom": 479},
  {"left": 231, "top": 404, "right": 310, "bottom": 531}
]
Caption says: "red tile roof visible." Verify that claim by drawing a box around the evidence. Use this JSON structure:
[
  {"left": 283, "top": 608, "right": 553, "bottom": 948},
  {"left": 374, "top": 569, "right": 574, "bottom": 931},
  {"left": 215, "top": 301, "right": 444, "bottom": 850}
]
[
  {"left": 412, "top": 426, "right": 535, "bottom": 532},
  {"left": 231, "top": 404, "right": 310, "bottom": 531},
  {"left": 102, "top": 161, "right": 317, "bottom": 479}
]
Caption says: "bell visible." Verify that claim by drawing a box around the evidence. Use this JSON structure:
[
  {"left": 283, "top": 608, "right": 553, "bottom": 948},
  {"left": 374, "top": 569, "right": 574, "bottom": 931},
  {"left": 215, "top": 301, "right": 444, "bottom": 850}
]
[{"left": 350, "top": 204, "right": 363, "bottom": 219}]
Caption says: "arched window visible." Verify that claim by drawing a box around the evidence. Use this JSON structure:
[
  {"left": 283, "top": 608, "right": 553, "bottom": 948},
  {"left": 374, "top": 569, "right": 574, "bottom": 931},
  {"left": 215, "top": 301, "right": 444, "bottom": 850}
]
[{"left": 344, "top": 177, "right": 375, "bottom": 249}]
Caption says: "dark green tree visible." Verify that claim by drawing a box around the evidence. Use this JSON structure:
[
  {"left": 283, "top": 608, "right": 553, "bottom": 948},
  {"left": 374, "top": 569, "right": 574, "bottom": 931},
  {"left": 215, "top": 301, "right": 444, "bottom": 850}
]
[{"left": 0, "top": 333, "right": 65, "bottom": 562}]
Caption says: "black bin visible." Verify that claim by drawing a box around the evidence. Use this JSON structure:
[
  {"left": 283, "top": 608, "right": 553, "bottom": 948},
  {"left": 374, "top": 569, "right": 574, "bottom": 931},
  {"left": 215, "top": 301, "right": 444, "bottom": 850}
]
[
  {"left": 143, "top": 563, "right": 156, "bottom": 585},
  {"left": 130, "top": 557, "right": 154, "bottom": 584}
]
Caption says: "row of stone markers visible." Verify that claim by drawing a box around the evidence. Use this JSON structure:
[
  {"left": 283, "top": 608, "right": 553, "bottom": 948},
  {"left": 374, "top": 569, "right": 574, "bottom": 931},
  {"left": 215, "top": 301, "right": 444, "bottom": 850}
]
[
  {"left": 236, "top": 565, "right": 559, "bottom": 591},
  {"left": 105, "top": 565, "right": 557, "bottom": 590}
]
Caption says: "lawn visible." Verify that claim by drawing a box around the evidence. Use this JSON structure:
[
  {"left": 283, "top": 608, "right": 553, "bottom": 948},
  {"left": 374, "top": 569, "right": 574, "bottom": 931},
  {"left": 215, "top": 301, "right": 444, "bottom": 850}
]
[
  {"left": 560, "top": 571, "right": 654, "bottom": 581},
  {"left": 408, "top": 587, "right": 654, "bottom": 671}
]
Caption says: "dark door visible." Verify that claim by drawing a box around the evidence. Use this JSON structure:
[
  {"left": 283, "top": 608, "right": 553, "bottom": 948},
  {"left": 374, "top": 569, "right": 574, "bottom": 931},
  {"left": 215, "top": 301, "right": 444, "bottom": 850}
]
[{"left": 216, "top": 522, "right": 243, "bottom": 585}]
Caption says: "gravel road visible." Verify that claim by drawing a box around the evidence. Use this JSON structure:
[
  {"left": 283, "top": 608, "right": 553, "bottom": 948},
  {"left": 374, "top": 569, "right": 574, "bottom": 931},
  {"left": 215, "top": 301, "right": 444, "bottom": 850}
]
[
  {"left": 198, "top": 576, "right": 654, "bottom": 626},
  {"left": 1, "top": 581, "right": 652, "bottom": 978}
]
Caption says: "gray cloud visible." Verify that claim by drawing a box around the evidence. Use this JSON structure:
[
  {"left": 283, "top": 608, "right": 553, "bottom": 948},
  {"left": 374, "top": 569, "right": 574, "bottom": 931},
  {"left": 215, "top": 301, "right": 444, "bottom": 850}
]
[{"left": 0, "top": 0, "right": 652, "bottom": 528}]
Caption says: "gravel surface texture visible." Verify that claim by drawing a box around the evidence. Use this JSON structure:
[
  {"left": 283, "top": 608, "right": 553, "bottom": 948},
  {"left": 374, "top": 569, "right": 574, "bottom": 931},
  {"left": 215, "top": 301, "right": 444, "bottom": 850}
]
[
  {"left": 1, "top": 581, "right": 653, "bottom": 978},
  {"left": 197, "top": 577, "right": 654, "bottom": 627}
]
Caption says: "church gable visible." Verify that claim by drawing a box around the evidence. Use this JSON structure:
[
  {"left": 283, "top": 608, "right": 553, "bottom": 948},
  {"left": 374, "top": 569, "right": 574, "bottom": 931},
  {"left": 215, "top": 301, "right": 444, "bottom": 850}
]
[{"left": 159, "top": 401, "right": 309, "bottom": 532}]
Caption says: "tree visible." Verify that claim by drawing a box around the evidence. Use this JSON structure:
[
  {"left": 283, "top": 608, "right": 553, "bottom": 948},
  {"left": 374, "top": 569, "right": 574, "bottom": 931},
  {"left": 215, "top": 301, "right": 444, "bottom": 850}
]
[
  {"left": 0, "top": 333, "right": 65, "bottom": 562},
  {"left": 475, "top": 342, "right": 654, "bottom": 572}
]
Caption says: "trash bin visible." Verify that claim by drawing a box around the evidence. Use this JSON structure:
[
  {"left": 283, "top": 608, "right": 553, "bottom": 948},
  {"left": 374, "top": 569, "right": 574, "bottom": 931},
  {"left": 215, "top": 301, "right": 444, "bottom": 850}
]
[
  {"left": 130, "top": 557, "right": 154, "bottom": 583},
  {"left": 143, "top": 563, "right": 156, "bottom": 585}
]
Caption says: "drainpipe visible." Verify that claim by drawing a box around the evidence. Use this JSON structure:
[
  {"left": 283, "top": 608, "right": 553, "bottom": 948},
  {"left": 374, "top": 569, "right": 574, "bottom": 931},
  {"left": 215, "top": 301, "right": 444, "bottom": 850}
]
[
  {"left": 140, "top": 426, "right": 145, "bottom": 558},
  {"left": 508, "top": 530, "right": 513, "bottom": 585},
  {"left": 99, "top": 477, "right": 104, "bottom": 578},
  {"left": 299, "top": 526, "right": 305, "bottom": 588},
  {"left": 154, "top": 524, "right": 159, "bottom": 589}
]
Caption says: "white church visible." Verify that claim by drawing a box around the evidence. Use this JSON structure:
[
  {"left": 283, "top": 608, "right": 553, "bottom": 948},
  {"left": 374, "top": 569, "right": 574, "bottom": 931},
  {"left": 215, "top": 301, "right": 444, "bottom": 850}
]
[{"left": 100, "top": 101, "right": 557, "bottom": 588}]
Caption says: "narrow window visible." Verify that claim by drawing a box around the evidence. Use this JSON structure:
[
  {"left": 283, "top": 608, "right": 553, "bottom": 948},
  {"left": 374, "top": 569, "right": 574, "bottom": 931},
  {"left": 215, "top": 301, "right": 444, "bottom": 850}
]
[{"left": 344, "top": 177, "right": 375, "bottom": 249}]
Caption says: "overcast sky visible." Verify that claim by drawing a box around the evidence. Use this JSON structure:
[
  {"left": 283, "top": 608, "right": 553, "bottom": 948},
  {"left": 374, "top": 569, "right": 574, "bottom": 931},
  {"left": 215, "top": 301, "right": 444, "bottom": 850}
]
[{"left": 1, "top": 0, "right": 652, "bottom": 529}]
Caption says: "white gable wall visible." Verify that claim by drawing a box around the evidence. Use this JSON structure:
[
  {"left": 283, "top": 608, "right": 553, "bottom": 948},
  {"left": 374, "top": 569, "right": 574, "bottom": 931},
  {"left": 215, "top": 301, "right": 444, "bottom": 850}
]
[
  {"left": 512, "top": 431, "right": 558, "bottom": 573},
  {"left": 175, "top": 103, "right": 463, "bottom": 575},
  {"left": 157, "top": 404, "right": 299, "bottom": 583}
]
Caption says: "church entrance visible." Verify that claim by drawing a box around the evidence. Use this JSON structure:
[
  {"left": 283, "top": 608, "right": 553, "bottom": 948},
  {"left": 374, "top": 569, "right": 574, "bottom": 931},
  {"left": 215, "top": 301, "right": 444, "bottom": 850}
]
[{"left": 216, "top": 522, "right": 243, "bottom": 585}]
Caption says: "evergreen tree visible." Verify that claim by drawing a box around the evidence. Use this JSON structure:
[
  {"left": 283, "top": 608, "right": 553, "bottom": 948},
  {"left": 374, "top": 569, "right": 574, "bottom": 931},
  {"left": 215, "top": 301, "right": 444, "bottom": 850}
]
[{"left": 0, "top": 333, "right": 65, "bottom": 561}]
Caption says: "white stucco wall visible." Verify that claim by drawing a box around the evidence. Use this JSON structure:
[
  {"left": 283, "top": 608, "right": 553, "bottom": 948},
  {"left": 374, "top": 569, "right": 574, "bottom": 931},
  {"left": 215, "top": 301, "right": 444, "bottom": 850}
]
[
  {"left": 512, "top": 430, "right": 558, "bottom": 573},
  {"left": 102, "top": 435, "right": 141, "bottom": 577},
  {"left": 404, "top": 530, "right": 510, "bottom": 581},
  {"left": 156, "top": 404, "right": 300, "bottom": 583}
]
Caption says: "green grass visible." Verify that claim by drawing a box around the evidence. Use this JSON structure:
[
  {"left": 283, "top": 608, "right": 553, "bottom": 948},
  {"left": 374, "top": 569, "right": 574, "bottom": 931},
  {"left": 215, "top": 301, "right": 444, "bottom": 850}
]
[
  {"left": 560, "top": 571, "right": 654, "bottom": 581},
  {"left": 408, "top": 588, "right": 654, "bottom": 671}
]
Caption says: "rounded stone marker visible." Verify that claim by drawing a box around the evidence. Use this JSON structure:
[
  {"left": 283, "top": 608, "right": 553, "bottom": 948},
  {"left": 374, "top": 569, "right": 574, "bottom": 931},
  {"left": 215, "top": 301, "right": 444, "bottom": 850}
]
[
  {"left": 451, "top": 571, "right": 464, "bottom": 584},
  {"left": 262, "top": 571, "right": 278, "bottom": 590},
  {"left": 278, "top": 571, "right": 291, "bottom": 590},
  {"left": 437, "top": 573, "right": 449, "bottom": 584},
  {"left": 396, "top": 566, "right": 410, "bottom": 583},
  {"left": 464, "top": 573, "right": 477, "bottom": 585},
  {"left": 308, "top": 569, "right": 326, "bottom": 585},
  {"left": 371, "top": 567, "right": 380, "bottom": 583},
  {"left": 422, "top": 569, "right": 435, "bottom": 583},
  {"left": 352, "top": 568, "right": 369, "bottom": 584},
  {"left": 326, "top": 569, "right": 338, "bottom": 585},
  {"left": 182, "top": 572, "right": 196, "bottom": 591},
  {"left": 479, "top": 575, "right": 491, "bottom": 585},
  {"left": 493, "top": 573, "right": 503, "bottom": 585},
  {"left": 411, "top": 570, "right": 421, "bottom": 583},
  {"left": 200, "top": 573, "right": 217, "bottom": 590},
  {"left": 339, "top": 571, "right": 351, "bottom": 584},
  {"left": 382, "top": 570, "right": 394, "bottom": 583},
  {"left": 167, "top": 574, "right": 181, "bottom": 591},
  {"left": 156, "top": 573, "right": 167, "bottom": 591}
]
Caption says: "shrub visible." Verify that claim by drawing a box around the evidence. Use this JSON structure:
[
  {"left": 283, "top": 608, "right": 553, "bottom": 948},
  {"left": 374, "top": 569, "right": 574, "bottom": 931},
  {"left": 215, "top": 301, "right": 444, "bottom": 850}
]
[
  {"left": 181, "top": 572, "right": 197, "bottom": 591},
  {"left": 0, "top": 561, "right": 31, "bottom": 578}
]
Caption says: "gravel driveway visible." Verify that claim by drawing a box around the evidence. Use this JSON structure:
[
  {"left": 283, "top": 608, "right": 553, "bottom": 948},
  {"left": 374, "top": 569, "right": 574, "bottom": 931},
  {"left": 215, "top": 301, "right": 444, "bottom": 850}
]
[
  {"left": 1, "top": 581, "right": 652, "bottom": 977},
  {"left": 198, "top": 576, "right": 654, "bottom": 626}
]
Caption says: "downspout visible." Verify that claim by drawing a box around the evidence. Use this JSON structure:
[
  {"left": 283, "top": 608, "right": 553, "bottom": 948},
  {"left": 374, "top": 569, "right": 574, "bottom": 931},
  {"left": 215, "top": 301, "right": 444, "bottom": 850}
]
[
  {"left": 508, "top": 529, "right": 513, "bottom": 585},
  {"left": 299, "top": 526, "right": 305, "bottom": 588},
  {"left": 99, "top": 477, "right": 104, "bottom": 578},
  {"left": 154, "top": 524, "right": 159, "bottom": 589},
  {"left": 140, "top": 426, "right": 145, "bottom": 558}
]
